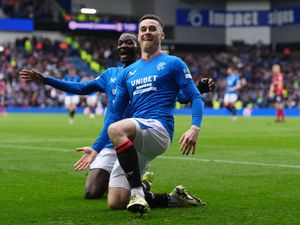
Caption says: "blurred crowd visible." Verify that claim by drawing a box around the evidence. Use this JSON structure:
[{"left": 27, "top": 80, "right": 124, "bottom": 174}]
[
  {"left": 1, "top": 0, "right": 60, "bottom": 22},
  {"left": 177, "top": 43, "right": 300, "bottom": 109},
  {"left": 0, "top": 36, "right": 299, "bottom": 109}
]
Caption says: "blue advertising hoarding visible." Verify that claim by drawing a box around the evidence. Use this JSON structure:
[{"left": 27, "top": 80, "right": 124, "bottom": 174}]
[{"left": 0, "top": 18, "right": 33, "bottom": 31}]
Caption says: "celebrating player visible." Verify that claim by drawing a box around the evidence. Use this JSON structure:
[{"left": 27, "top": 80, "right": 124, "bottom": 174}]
[
  {"left": 73, "top": 14, "right": 205, "bottom": 214},
  {"left": 20, "top": 31, "right": 213, "bottom": 212}
]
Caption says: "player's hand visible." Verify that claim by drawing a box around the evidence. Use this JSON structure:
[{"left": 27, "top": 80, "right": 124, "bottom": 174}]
[
  {"left": 198, "top": 78, "right": 215, "bottom": 94},
  {"left": 19, "top": 69, "right": 45, "bottom": 84},
  {"left": 179, "top": 125, "right": 200, "bottom": 155},
  {"left": 74, "top": 147, "right": 97, "bottom": 171}
]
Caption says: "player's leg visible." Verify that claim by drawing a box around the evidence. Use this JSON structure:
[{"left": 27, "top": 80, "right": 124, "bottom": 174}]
[
  {"left": 85, "top": 148, "right": 116, "bottom": 199},
  {"left": 275, "top": 95, "right": 285, "bottom": 122},
  {"left": 107, "top": 159, "right": 132, "bottom": 210},
  {"left": 125, "top": 118, "right": 170, "bottom": 213},
  {"left": 108, "top": 119, "right": 144, "bottom": 199},
  {"left": 0, "top": 96, "right": 7, "bottom": 115},
  {"left": 223, "top": 94, "right": 232, "bottom": 113},
  {"left": 85, "top": 169, "right": 109, "bottom": 199},
  {"left": 87, "top": 95, "right": 97, "bottom": 119},
  {"left": 229, "top": 94, "right": 238, "bottom": 120},
  {"left": 145, "top": 185, "right": 206, "bottom": 208},
  {"left": 108, "top": 118, "right": 170, "bottom": 214}
]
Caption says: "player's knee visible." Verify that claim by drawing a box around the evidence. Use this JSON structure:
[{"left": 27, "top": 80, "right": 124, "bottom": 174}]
[
  {"left": 108, "top": 123, "right": 121, "bottom": 139},
  {"left": 107, "top": 197, "right": 128, "bottom": 210},
  {"left": 107, "top": 188, "right": 130, "bottom": 210},
  {"left": 84, "top": 186, "right": 106, "bottom": 199}
]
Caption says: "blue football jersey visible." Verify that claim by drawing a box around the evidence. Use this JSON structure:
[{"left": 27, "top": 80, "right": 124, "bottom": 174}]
[
  {"left": 226, "top": 74, "right": 240, "bottom": 94},
  {"left": 45, "top": 67, "right": 124, "bottom": 149},
  {"left": 63, "top": 74, "right": 81, "bottom": 96},
  {"left": 112, "top": 53, "right": 203, "bottom": 141}
]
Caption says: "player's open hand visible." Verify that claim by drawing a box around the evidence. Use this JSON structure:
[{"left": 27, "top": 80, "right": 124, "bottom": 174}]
[
  {"left": 74, "top": 147, "right": 97, "bottom": 171},
  {"left": 19, "top": 69, "right": 45, "bottom": 84},
  {"left": 179, "top": 125, "right": 200, "bottom": 155},
  {"left": 198, "top": 78, "right": 215, "bottom": 94}
]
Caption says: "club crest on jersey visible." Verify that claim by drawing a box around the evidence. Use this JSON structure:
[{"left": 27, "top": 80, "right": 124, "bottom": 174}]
[
  {"left": 183, "top": 68, "right": 192, "bottom": 79},
  {"left": 156, "top": 62, "right": 166, "bottom": 71}
]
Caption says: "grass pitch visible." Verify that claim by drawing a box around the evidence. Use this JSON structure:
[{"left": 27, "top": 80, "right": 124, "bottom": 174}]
[{"left": 0, "top": 114, "right": 299, "bottom": 225}]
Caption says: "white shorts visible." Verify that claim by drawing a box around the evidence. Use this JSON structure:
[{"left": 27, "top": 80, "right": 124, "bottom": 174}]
[
  {"left": 224, "top": 93, "right": 238, "bottom": 104},
  {"left": 87, "top": 95, "right": 97, "bottom": 106},
  {"left": 109, "top": 118, "right": 171, "bottom": 190},
  {"left": 64, "top": 95, "right": 80, "bottom": 107},
  {"left": 89, "top": 147, "right": 116, "bottom": 173}
]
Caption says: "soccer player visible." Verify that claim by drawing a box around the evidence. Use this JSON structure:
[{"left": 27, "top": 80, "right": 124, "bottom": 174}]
[
  {"left": 20, "top": 32, "right": 212, "bottom": 209},
  {"left": 0, "top": 74, "right": 7, "bottom": 116},
  {"left": 20, "top": 32, "right": 139, "bottom": 199},
  {"left": 63, "top": 67, "right": 81, "bottom": 124},
  {"left": 223, "top": 66, "right": 241, "bottom": 121},
  {"left": 269, "top": 64, "right": 285, "bottom": 122},
  {"left": 85, "top": 76, "right": 98, "bottom": 119},
  {"left": 73, "top": 14, "right": 204, "bottom": 214}
]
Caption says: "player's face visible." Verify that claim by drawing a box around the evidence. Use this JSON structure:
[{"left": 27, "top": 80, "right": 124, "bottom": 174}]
[
  {"left": 227, "top": 67, "right": 233, "bottom": 75},
  {"left": 272, "top": 65, "right": 280, "bottom": 74},
  {"left": 138, "top": 19, "right": 164, "bottom": 53},
  {"left": 117, "top": 33, "right": 138, "bottom": 66}
]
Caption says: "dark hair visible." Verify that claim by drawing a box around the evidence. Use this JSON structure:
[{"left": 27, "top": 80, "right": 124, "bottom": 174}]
[
  {"left": 139, "top": 14, "right": 164, "bottom": 30},
  {"left": 120, "top": 32, "right": 138, "bottom": 40}
]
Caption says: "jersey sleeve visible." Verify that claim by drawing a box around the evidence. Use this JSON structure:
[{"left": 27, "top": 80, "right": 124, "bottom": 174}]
[
  {"left": 173, "top": 57, "right": 204, "bottom": 127},
  {"left": 44, "top": 73, "right": 107, "bottom": 95},
  {"left": 90, "top": 71, "right": 130, "bottom": 152}
]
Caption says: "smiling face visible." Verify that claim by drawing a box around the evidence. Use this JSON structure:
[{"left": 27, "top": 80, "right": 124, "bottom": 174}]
[
  {"left": 138, "top": 19, "right": 164, "bottom": 55},
  {"left": 117, "top": 33, "right": 138, "bottom": 67}
]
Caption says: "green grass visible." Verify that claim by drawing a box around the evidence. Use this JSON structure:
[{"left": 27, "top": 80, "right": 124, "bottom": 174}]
[{"left": 0, "top": 114, "right": 300, "bottom": 225}]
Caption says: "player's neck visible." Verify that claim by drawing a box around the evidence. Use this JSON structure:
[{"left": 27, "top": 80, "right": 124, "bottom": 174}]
[{"left": 141, "top": 47, "right": 161, "bottom": 60}]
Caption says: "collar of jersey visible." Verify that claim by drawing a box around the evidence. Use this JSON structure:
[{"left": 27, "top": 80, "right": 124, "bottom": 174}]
[{"left": 140, "top": 52, "right": 164, "bottom": 63}]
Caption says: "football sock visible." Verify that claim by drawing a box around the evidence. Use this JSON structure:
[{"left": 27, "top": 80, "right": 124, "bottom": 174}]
[
  {"left": 276, "top": 109, "right": 280, "bottom": 121},
  {"left": 116, "top": 139, "right": 142, "bottom": 189},
  {"left": 232, "top": 106, "right": 237, "bottom": 116},
  {"left": 69, "top": 109, "right": 75, "bottom": 118},
  {"left": 1, "top": 105, "right": 5, "bottom": 113},
  {"left": 131, "top": 187, "right": 144, "bottom": 198},
  {"left": 226, "top": 105, "right": 233, "bottom": 113},
  {"left": 142, "top": 180, "right": 151, "bottom": 193},
  {"left": 145, "top": 192, "right": 169, "bottom": 208},
  {"left": 279, "top": 109, "right": 285, "bottom": 120}
]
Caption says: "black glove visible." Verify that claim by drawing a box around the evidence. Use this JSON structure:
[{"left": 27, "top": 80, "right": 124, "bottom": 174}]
[{"left": 198, "top": 78, "right": 215, "bottom": 94}]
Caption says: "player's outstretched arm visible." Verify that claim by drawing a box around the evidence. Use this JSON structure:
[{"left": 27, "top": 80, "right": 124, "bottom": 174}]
[
  {"left": 19, "top": 69, "right": 45, "bottom": 84},
  {"left": 20, "top": 69, "right": 102, "bottom": 95},
  {"left": 74, "top": 147, "right": 98, "bottom": 171}
]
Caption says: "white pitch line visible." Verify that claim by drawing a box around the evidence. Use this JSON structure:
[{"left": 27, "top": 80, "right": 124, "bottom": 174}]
[
  {"left": 158, "top": 156, "right": 300, "bottom": 169},
  {"left": 1, "top": 144, "right": 299, "bottom": 169},
  {"left": 1, "top": 138, "right": 94, "bottom": 143},
  {"left": 0, "top": 144, "right": 71, "bottom": 152}
]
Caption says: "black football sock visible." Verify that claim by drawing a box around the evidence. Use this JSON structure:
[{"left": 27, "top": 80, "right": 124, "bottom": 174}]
[
  {"left": 116, "top": 140, "right": 142, "bottom": 188},
  {"left": 145, "top": 191, "right": 169, "bottom": 208},
  {"left": 232, "top": 106, "right": 237, "bottom": 116},
  {"left": 69, "top": 109, "right": 75, "bottom": 118}
]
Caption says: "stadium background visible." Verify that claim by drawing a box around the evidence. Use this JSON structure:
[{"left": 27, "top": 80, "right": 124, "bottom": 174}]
[
  {"left": 0, "top": 0, "right": 299, "bottom": 116},
  {"left": 1, "top": 1, "right": 300, "bottom": 225}
]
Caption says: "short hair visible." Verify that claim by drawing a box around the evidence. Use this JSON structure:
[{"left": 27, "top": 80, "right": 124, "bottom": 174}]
[
  {"left": 121, "top": 31, "right": 137, "bottom": 39},
  {"left": 139, "top": 14, "right": 164, "bottom": 30}
]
